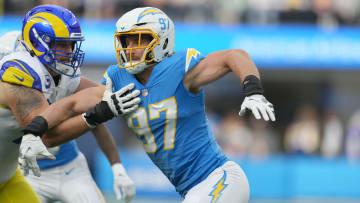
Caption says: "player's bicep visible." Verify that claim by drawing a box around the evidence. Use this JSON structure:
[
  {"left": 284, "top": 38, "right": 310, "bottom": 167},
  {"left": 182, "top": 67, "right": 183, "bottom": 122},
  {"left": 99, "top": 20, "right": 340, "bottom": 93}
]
[
  {"left": 2, "top": 81, "right": 48, "bottom": 126},
  {"left": 183, "top": 50, "right": 230, "bottom": 93}
]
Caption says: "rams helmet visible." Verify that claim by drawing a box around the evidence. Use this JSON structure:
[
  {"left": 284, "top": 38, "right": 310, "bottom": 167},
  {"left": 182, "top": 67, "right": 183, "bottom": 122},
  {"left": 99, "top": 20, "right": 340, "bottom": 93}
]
[{"left": 22, "top": 4, "right": 84, "bottom": 77}]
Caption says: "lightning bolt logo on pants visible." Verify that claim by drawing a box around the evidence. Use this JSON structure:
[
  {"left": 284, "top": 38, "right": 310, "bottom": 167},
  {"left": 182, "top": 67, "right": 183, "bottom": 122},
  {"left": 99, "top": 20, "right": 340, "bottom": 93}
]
[{"left": 209, "top": 171, "right": 228, "bottom": 203}]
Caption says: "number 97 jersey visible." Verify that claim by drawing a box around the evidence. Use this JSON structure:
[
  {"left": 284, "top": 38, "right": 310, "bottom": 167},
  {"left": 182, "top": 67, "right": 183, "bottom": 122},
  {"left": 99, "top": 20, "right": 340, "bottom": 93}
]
[{"left": 102, "top": 48, "right": 228, "bottom": 197}]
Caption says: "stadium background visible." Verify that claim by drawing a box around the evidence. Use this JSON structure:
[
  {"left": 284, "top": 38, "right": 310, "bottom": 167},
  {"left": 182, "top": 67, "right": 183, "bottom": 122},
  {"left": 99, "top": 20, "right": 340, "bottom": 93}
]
[{"left": 1, "top": 0, "right": 360, "bottom": 202}]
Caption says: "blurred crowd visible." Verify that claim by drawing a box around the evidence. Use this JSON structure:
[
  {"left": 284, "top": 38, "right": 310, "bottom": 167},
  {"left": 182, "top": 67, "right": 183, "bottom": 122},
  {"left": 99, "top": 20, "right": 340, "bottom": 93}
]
[
  {"left": 2, "top": 0, "right": 360, "bottom": 26},
  {"left": 205, "top": 104, "right": 360, "bottom": 162}
]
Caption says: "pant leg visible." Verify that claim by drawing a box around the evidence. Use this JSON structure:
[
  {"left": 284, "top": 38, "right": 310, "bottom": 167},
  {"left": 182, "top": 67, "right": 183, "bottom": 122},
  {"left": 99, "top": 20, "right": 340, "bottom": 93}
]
[
  {"left": 25, "top": 163, "right": 61, "bottom": 203},
  {"left": 183, "top": 161, "right": 249, "bottom": 203},
  {"left": 60, "top": 153, "right": 105, "bottom": 203},
  {"left": 0, "top": 168, "right": 41, "bottom": 203}
]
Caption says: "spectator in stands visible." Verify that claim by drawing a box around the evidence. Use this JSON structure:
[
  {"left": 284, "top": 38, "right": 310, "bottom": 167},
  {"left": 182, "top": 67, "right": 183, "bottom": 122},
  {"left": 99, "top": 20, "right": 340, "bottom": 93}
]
[{"left": 284, "top": 104, "right": 321, "bottom": 155}]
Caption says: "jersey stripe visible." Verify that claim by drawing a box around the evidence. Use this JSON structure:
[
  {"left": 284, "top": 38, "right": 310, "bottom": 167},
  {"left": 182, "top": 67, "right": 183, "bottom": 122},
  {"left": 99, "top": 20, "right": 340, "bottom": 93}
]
[{"left": 0, "top": 59, "right": 42, "bottom": 91}]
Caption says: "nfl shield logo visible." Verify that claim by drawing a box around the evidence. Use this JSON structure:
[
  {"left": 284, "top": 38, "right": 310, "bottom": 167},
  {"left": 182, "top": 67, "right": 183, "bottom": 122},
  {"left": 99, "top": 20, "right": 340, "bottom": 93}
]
[{"left": 142, "top": 89, "right": 148, "bottom": 97}]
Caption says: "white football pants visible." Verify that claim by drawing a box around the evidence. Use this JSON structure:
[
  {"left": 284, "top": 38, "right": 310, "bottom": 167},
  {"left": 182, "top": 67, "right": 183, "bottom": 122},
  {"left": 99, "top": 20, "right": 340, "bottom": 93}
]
[
  {"left": 183, "top": 161, "right": 250, "bottom": 203},
  {"left": 25, "top": 152, "right": 105, "bottom": 203}
]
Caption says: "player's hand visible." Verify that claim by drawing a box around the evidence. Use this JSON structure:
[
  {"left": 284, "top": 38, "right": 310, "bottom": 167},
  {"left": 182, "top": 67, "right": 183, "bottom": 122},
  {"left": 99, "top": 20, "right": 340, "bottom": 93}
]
[
  {"left": 112, "top": 163, "right": 136, "bottom": 202},
  {"left": 239, "top": 94, "right": 275, "bottom": 121},
  {"left": 19, "top": 134, "right": 55, "bottom": 177},
  {"left": 103, "top": 77, "right": 140, "bottom": 116}
]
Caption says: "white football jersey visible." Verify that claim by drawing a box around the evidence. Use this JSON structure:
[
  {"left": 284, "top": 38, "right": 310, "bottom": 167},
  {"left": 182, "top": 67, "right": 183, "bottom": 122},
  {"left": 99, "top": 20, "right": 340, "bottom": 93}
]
[
  {"left": 0, "top": 30, "right": 24, "bottom": 59},
  {"left": 0, "top": 34, "right": 80, "bottom": 183}
]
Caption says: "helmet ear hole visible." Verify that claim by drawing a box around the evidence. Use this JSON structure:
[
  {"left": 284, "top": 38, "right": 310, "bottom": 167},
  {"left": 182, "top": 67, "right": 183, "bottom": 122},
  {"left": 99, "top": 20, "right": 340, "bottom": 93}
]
[{"left": 163, "top": 38, "right": 168, "bottom": 50}]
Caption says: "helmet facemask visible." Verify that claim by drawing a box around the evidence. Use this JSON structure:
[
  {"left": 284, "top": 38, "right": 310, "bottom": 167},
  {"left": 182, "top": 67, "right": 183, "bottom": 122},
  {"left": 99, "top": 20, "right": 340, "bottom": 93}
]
[
  {"left": 114, "top": 28, "right": 160, "bottom": 74},
  {"left": 47, "top": 36, "right": 84, "bottom": 77}
]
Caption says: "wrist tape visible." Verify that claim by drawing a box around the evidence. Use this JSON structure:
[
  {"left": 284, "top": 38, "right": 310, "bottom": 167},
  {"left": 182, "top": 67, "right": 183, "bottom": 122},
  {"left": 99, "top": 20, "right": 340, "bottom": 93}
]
[
  {"left": 243, "top": 75, "right": 264, "bottom": 96},
  {"left": 23, "top": 116, "right": 48, "bottom": 137},
  {"left": 82, "top": 101, "right": 114, "bottom": 128}
]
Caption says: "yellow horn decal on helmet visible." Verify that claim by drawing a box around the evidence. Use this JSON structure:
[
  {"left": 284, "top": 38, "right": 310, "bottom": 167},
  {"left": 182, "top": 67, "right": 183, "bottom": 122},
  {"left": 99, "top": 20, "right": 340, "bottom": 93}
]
[
  {"left": 32, "top": 12, "right": 70, "bottom": 37},
  {"left": 23, "top": 17, "right": 46, "bottom": 56}
]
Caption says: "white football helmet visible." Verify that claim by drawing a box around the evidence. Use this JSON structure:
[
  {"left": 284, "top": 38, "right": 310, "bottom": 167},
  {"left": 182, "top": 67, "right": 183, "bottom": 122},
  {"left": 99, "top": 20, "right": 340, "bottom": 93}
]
[{"left": 115, "top": 7, "right": 175, "bottom": 74}]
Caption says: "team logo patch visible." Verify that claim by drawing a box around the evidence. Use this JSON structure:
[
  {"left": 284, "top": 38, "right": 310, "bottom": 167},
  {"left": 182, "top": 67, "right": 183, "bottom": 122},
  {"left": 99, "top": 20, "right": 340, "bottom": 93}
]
[{"left": 13, "top": 74, "right": 24, "bottom": 82}]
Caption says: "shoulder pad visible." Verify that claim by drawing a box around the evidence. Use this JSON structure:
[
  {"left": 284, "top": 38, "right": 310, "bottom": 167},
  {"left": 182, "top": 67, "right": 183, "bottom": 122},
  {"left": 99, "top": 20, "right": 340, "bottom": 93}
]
[{"left": 0, "top": 59, "right": 42, "bottom": 91}]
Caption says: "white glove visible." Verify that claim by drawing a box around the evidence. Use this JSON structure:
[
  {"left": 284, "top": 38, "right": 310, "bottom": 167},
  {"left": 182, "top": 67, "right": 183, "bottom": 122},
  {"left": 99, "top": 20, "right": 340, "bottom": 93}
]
[
  {"left": 103, "top": 77, "right": 140, "bottom": 116},
  {"left": 239, "top": 94, "right": 275, "bottom": 121},
  {"left": 112, "top": 163, "right": 136, "bottom": 202},
  {"left": 19, "top": 134, "right": 56, "bottom": 177}
]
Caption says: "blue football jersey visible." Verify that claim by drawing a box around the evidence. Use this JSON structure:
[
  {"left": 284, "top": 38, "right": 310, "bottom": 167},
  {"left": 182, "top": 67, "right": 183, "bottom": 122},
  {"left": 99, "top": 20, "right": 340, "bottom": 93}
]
[{"left": 102, "top": 48, "right": 228, "bottom": 197}]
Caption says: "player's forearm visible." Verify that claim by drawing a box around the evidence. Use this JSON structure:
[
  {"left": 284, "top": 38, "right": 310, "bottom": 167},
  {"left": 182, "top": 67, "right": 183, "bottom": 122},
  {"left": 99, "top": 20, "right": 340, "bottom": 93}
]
[
  {"left": 42, "top": 115, "right": 90, "bottom": 147},
  {"left": 40, "top": 86, "right": 103, "bottom": 129},
  {"left": 92, "top": 124, "right": 121, "bottom": 165},
  {"left": 184, "top": 49, "right": 260, "bottom": 93},
  {"left": 226, "top": 49, "right": 260, "bottom": 82},
  {"left": 39, "top": 97, "right": 78, "bottom": 129}
]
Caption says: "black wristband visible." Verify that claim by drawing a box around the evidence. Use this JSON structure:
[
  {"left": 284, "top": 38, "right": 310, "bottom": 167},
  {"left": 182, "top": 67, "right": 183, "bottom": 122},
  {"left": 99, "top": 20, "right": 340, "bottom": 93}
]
[
  {"left": 242, "top": 75, "right": 264, "bottom": 96},
  {"left": 23, "top": 116, "right": 48, "bottom": 137},
  {"left": 83, "top": 101, "right": 115, "bottom": 126}
]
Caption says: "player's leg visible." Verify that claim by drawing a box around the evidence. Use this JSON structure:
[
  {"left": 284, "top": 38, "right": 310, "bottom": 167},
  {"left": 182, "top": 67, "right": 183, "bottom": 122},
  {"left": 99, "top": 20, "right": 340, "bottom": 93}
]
[
  {"left": 25, "top": 166, "right": 60, "bottom": 203},
  {"left": 60, "top": 152, "right": 105, "bottom": 203},
  {"left": 0, "top": 168, "right": 41, "bottom": 203},
  {"left": 183, "top": 161, "right": 249, "bottom": 203}
]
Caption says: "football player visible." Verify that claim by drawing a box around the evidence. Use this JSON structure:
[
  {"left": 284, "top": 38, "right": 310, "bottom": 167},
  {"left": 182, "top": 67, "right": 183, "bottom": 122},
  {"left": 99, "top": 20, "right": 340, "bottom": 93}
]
[
  {"left": 0, "top": 5, "right": 139, "bottom": 203},
  {"left": 20, "top": 6, "right": 275, "bottom": 203},
  {"left": 104, "top": 7, "right": 275, "bottom": 203}
]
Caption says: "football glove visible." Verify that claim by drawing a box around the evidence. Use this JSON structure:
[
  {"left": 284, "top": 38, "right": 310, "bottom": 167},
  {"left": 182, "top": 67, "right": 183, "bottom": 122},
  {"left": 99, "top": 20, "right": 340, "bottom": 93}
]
[
  {"left": 103, "top": 77, "right": 140, "bottom": 116},
  {"left": 239, "top": 94, "right": 275, "bottom": 121},
  {"left": 82, "top": 77, "right": 141, "bottom": 128},
  {"left": 19, "top": 134, "right": 55, "bottom": 177},
  {"left": 112, "top": 163, "right": 136, "bottom": 202}
]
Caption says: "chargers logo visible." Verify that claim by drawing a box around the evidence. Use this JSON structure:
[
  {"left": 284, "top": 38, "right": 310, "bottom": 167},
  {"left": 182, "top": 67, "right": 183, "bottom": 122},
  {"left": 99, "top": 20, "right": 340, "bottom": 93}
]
[
  {"left": 209, "top": 171, "right": 228, "bottom": 203},
  {"left": 137, "top": 8, "right": 163, "bottom": 22},
  {"left": 185, "top": 48, "right": 200, "bottom": 72}
]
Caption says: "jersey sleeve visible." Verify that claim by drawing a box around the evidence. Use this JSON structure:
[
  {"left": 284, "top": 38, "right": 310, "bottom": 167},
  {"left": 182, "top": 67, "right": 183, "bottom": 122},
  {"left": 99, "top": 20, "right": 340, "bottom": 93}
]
[
  {"left": 59, "top": 74, "right": 81, "bottom": 96},
  {"left": 184, "top": 48, "right": 205, "bottom": 74},
  {"left": 0, "top": 59, "right": 42, "bottom": 91},
  {"left": 101, "top": 64, "right": 118, "bottom": 85},
  {"left": 163, "top": 48, "right": 205, "bottom": 89}
]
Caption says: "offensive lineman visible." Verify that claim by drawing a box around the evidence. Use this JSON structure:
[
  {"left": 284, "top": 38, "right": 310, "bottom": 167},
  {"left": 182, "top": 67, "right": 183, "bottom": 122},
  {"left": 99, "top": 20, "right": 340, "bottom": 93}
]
[{"left": 0, "top": 5, "right": 139, "bottom": 203}]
